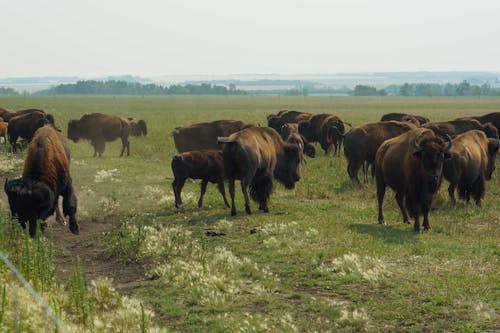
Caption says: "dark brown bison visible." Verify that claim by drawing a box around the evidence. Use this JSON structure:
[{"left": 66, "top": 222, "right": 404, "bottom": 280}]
[
  {"left": 129, "top": 119, "right": 148, "bottom": 136},
  {"left": 0, "top": 107, "right": 15, "bottom": 122},
  {"left": 68, "top": 113, "right": 130, "bottom": 157},
  {"left": 280, "top": 123, "right": 315, "bottom": 158},
  {"left": 443, "top": 130, "right": 500, "bottom": 206},
  {"left": 4, "top": 125, "right": 79, "bottom": 237},
  {"left": 422, "top": 119, "right": 498, "bottom": 139},
  {"left": 343, "top": 121, "right": 417, "bottom": 185},
  {"left": 459, "top": 112, "right": 500, "bottom": 131},
  {"left": 171, "top": 150, "right": 230, "bottom": 209},
  {"left": 218, "top": 127, "right": 301, "bottom": 216},
  {"left": 380, "top": 112, "right": 430, "bottom": 125},
  {"left": 267, "top": 110, "right": 312, "bottom": 132},
  {"left": 279, "top": 123, "right": 299, "bottom": 140},
  {"left": 298, "top": 113, "right": 350, "bottom": 155},
  {"left": 375, "top": 128, "right": 451, "bottom": 232},
  {"left": 8, "top": 111, "right": 55, "bottom": 152},
  {"left": 172, "top": 120, "right": 252, "bottom": 153}
]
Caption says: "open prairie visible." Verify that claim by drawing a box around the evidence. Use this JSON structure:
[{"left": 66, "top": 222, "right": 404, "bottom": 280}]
[{"left": 0, "top": 95, "right": 499, "bottom": 332}]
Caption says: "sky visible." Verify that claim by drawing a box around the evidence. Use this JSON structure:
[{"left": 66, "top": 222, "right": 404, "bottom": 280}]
[{"left": 2, "top": 0, "right": 500, "bottom": 77}]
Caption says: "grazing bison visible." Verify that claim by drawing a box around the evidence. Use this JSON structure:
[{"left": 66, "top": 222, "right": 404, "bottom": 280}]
[
  {"left": 267, "top": 110, "right": 312, "bottom": 132},
  {"left": 0, "top": 121, "right": 7, "bottom": 144},
  {"left": 129, "top": 119, "right": 148, "bottom": 136},
  {"left": 286, "top": 132, "right": 316, "bottom": 159},
  {"left": 280, "top": 123, "right": 299, "bottom": 140},
  {"left": 380, "top": 112, "right": 430, "bottom": 125},
  {"left": 344, "top": 121, "right": 416, "bottom": 185},
  {"left": 422, "top": 119, "right": 498, "bottom": 139},
  {"left": 8, "top": 111, "right": 54, "bottom": 152},
  {"left": 172, "top": 120, "right": 252, "bottom": 153},
  {"left": 459, "top": 112, "right": 500, "bottom": 131},
  {"left": 0, "top": 108, "right": 15, "bottom": 122},
  {"left": 298, "top": 113, "right": 350, "bottom": 155},
  {"left": 375, "top": 128, "right": 451, "bottom": 232},
  {"left": 171, "top": 150, "right": 230, "bottom": 209},
  {"left": 218, "top": 127, "right": 301, "bottom": 216},
  {"left": 4, "top": 125, "right": 79, "bottom": 237},
  {"left": 68, "top": 113, "right": 131, "bottom": 157},
  {"left": 443, "top": 130, "right": 500, "bottom": 206}
]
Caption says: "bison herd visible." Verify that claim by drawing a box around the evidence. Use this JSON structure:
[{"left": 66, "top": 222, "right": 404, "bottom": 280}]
[{"left": 1, "top": 105, "right": 499, "bottom": 236}]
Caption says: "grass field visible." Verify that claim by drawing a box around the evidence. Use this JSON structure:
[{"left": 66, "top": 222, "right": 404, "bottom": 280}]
[{"left": 0, "top": 95, "right": 499, "bottom": 332}]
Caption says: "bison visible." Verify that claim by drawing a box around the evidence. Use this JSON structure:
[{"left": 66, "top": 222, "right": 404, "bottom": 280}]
[
  {"left": 443, "top": 130, "right": 500, "bottom": 206},
  {"left": 129, "top": 119, "right": 148, "bottom": 136},
  {"left": 218, "top": 127, "right": 301, "bottom": 216},
  {"left": 280, "top": 123, "right": 315, "bottom": 158},
  {"left": 8, "top": 111, "right": 55, "bottom": 152},
  {"left": 0, "top": 121, "right": 7, "bottom": 144},
  {"left": 267, "top": 110, "right": 312, "bottom": 132},
  {"left": 171, "top": 150, "right": 230, "bottom": 209},
  {"left": 375, "top": 128, "right": 451, "bottom": 232},
  {"left": 68, "top": 113, "right": 131, "bottom": 157},
  {"left": 298, "top": 113, "right": 350, "bottom": 155},
  {"left": 4, "top": 125, "right": 79, "bottom": 237},
  {"left": 422, "top": 119, "right": 498, "bottom": 139},
  {"left": 459, "top": 112, "right": 500, "bottom": 131},
  {"left": 343, "top": 121, "right": 417, "bottom": 185},
  {"left": 380, "top": 112, "right": 430, "bottom": 125},
  {"left": 172, "top": 120, "right": 252, "bottom": 153}
]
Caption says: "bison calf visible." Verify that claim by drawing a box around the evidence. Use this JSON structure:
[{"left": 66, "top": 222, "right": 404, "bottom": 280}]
[
  {"left": 443, "top": 130, "right": 500, "bottom": 206},
  {"left": 171, "top": 150, "right": 229, "bottom": 209},
  {"left": 4, "top": 125, "right": 79, "bottom": 237}
]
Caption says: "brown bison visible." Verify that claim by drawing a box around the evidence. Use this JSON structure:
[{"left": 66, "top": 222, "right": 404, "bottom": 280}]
[
  {"left": 280, "top": 123, "right": 315, "bottom": 158},
  {"left": 0, "top": 122, "right": 7, "bottom": 144},
  {"left": 380, "top": 112, "right": 430, "bottom": 125},
  {"left": 171, "top": 150, "right": 230, "bottom": 209},
  {"left": 459, "top": 112, "right": 500, "bottom": 131},
  {"left": 8, "top": 111, "right": 55, "bottom": 152},
  {"left": 0, "top": 107, "right": 15, "bottom": 122},
  {"left": 68, "top": 113, "right": 131, "bottom": 157},
  {"left": 267, "top": 110, "right": 312, "bottom": 132},
  {"left": 218, "top": 127, "right": 302, "bottom": 216},
  {"left": 375, "top": 128, "right": 451, "bottom": 232},
  {"left": 129, "top": 119, "right": 148, "bottom": 136},
  {"left": 4, "top": 125, "right": 79, "bottom": 237},
  {"left": 298, "top": 113, "right": 350, "bottom": 155},
  {"left": 443, "top": 130, "right": 500, "bottom": 206},
  {"left": 422, "top": 119, "right": 498, "bottom": 139},
  {"left": 343, "top": 121, "right": 417, "bottom": 185},
  {"left": 172, "top": 120, "right": 252, "bottom": 153}
]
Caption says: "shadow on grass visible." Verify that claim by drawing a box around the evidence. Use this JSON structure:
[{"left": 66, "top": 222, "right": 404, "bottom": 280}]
[{"left": 349, "top": 223, "right": 420, "bottom": 244}]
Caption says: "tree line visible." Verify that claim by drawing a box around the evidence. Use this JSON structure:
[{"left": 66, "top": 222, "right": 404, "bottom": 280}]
[{"left": 35, "top": 80, "right": 247, "bottom": 95}]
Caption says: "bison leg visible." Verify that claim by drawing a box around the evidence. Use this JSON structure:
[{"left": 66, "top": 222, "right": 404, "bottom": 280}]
[
  {"left": 198, "top": 180, "right": 208, "bottom": 208},
  {"left": 471, "top": 175, "right": 485, "bottom": 207},
  {"left": 55, "top": 197, "right": 67, "bottom": 226},
  {"left": 347, "top": 160, "right": 362, "bottom": 186},
  {"left": 62, "top": 184, "right": 79, "bottom": 235},
  {"left": 376, "top": 178, "right": 386, "bottom": 225},
  {"left": 447, "top": 182, "right": 457, "bottom": 205},
  {"left": 172, "top": 177, "right": 185, "bottom": 208},
  {"left": 422, "top": 211, "right": 431, "bottom": 231},
  {"left": 241, "top": 181, "right": 252, "bottom": 215},
  {"left": 120, "top": 137, "right": 130, "bottom": 157},
  {"left": 229, "top": 179, "right": 236, "bottom": 216},
  {"left": 413, "top": 215, "right": 421, "bottom": 233},
  {"left": 395, "top": 192, "right": 410, "bottom": 224},
  {"left": 29, "top": 218, "right": 38, "bottom": 238},
  {"left": 217, "top": 181, "right": 230, "bottom": 208}
]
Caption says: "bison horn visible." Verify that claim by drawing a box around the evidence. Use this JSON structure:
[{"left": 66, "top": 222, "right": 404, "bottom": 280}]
[
  {"left": 344, "top": 121, "right": 353, "bottom": 128},
  {"left": 444, "top": 134, "right": 452, "bottom": 151},
  {"left": 413, "top": 134, "right": 423, "bottom": 151}
]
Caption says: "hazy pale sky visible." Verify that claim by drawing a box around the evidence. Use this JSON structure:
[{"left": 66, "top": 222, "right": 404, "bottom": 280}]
[{"left": 2, "top": 0, "right": 500, "bottom": 77}]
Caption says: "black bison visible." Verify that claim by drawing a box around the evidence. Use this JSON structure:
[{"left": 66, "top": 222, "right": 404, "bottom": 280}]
[
  {"left": 343, "top": 121, "right": 417, "bottom": 185},
  {"left": 422, "top": 119, "right": 498, "bottom": 139},
  {"left": 129, "top": 119, "right": 148, "bottom": 136},
  {"left": 298, "top": 113, "right": 350, "bottom": 155},
  {"left": 267, "top": 110, "right": 312, "bottom": 132},
  {"left": 171, "top": 150, "right": 230, "bottom": 209},
  {"left": 172, "top": 120, "right": 253, "bottom": 153},
  {"left": 218, "top": 127, "right": 301, "bottom": 216},
  {"left": 375, "top": 128, "right": 451, "bottom": 232},
  {"left": 443, "top": 130, "right": 500, "bottom": 206},
  {"left": 68, "top": 113, "right": 131, "bottom": 157},
  {"left": 380, "top": 112, "right": 430, "bottom": 125},
  {"left": 4, "top": 125, "right": 79, "bottom": 237},
  {"left": 8, "top": 111, "right": 55, "bottom": 152}
]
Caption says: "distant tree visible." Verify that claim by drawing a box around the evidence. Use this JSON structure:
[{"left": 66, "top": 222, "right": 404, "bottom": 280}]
[
  {"left": 354, "top": 85, "right": 378, "bottom": 96},
  {"left": 456, "top": 80, "right": 471, "bottom": 96},
  {"left": 0, "top": 87, "right": 19, "bottom": 95}
]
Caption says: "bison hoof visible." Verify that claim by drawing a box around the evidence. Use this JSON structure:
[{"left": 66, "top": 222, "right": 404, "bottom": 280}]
[
  {"left": 70, "top": 225, "right": 80, "bottom": 235},
  {"left": 378, "top": 220, "right": 386, "bottom": 225}
]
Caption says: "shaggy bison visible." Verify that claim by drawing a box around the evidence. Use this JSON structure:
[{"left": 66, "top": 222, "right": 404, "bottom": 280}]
[
  {"left": 68, "top": 113, "right": 131, "bottom": 157},
  {"left": 422, "top": 119, "right": 498, "bottom": 139},
  {"left": 380, "top": 112, "right": 430, "bottom": 125},
  {"left": 4, "top": 125, "right": 79, "bottom": 237},
  {"left": 218, "top": 127, "right": 301, "bottom": 216},
  {"left": 443, "top": 130, "right": 500, "bottom": 206},
  {"left": 172, "top": 120, "right": 252, "bottom": 153},
  {"left": 267, "top": 110, "right": 312, "bottom": 132},
  {"left": 171, "top": 150, "right": 230, "bottom": 209},
  {"left": 375, "top": 128, "right": 451, "bottom": 232},
  {"left": 129, "top": 119, "right": 148, "bottom": 136},
  {"left": 298, "top": 113, "right": 350, "bottom": 155},
  {"left": 458, "top": 112, "right": 500, "bottom": 131},
  {"left": 8, "top": 111, "right": 56, "bottom": 152}
]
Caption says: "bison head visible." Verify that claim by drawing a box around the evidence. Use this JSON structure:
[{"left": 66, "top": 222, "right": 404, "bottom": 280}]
[
  {"left": 4, "top": 178, "right": 56, "bottom": 232},
  {"left": 482, "top": 122, "right": 499, "bottom": 140},
  {"left": 275, "top": 144, "right": 301, "bottom": 189},
  {"left": 298, "top": 120, "right": 313, "bottom": 142},
  {"left": 413, "top": 133, "right": 452, "bottom": 192},
  {"left": 67, "top": 120, "right": 81, "bottom": 142},
  {"left": 485, "top": 138, "right": 500, "bottom": 180}
]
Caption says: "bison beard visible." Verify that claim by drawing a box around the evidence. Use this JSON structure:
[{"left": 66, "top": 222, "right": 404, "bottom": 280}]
[{"left": 249, "top": 170, "right": 273, "bottom": 212}]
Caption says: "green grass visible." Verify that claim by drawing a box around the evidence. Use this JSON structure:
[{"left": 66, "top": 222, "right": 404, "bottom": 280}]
[{"left": 0, "top": 95, "right": 499, "bottom": 332}]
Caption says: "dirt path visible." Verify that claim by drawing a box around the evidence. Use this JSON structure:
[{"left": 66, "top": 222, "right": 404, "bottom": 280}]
[{"left": 49, "top": 219, "right": 149, "bottom": 294}]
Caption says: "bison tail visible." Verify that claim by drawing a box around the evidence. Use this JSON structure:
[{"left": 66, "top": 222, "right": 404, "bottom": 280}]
[{"left": 249, "top": 171, "right": 273, "bottom": 206}]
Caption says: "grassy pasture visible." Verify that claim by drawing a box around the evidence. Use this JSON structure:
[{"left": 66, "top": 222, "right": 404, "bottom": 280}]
[{"left": 0, "top": 95, "right": 499, "bottom": 332}]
